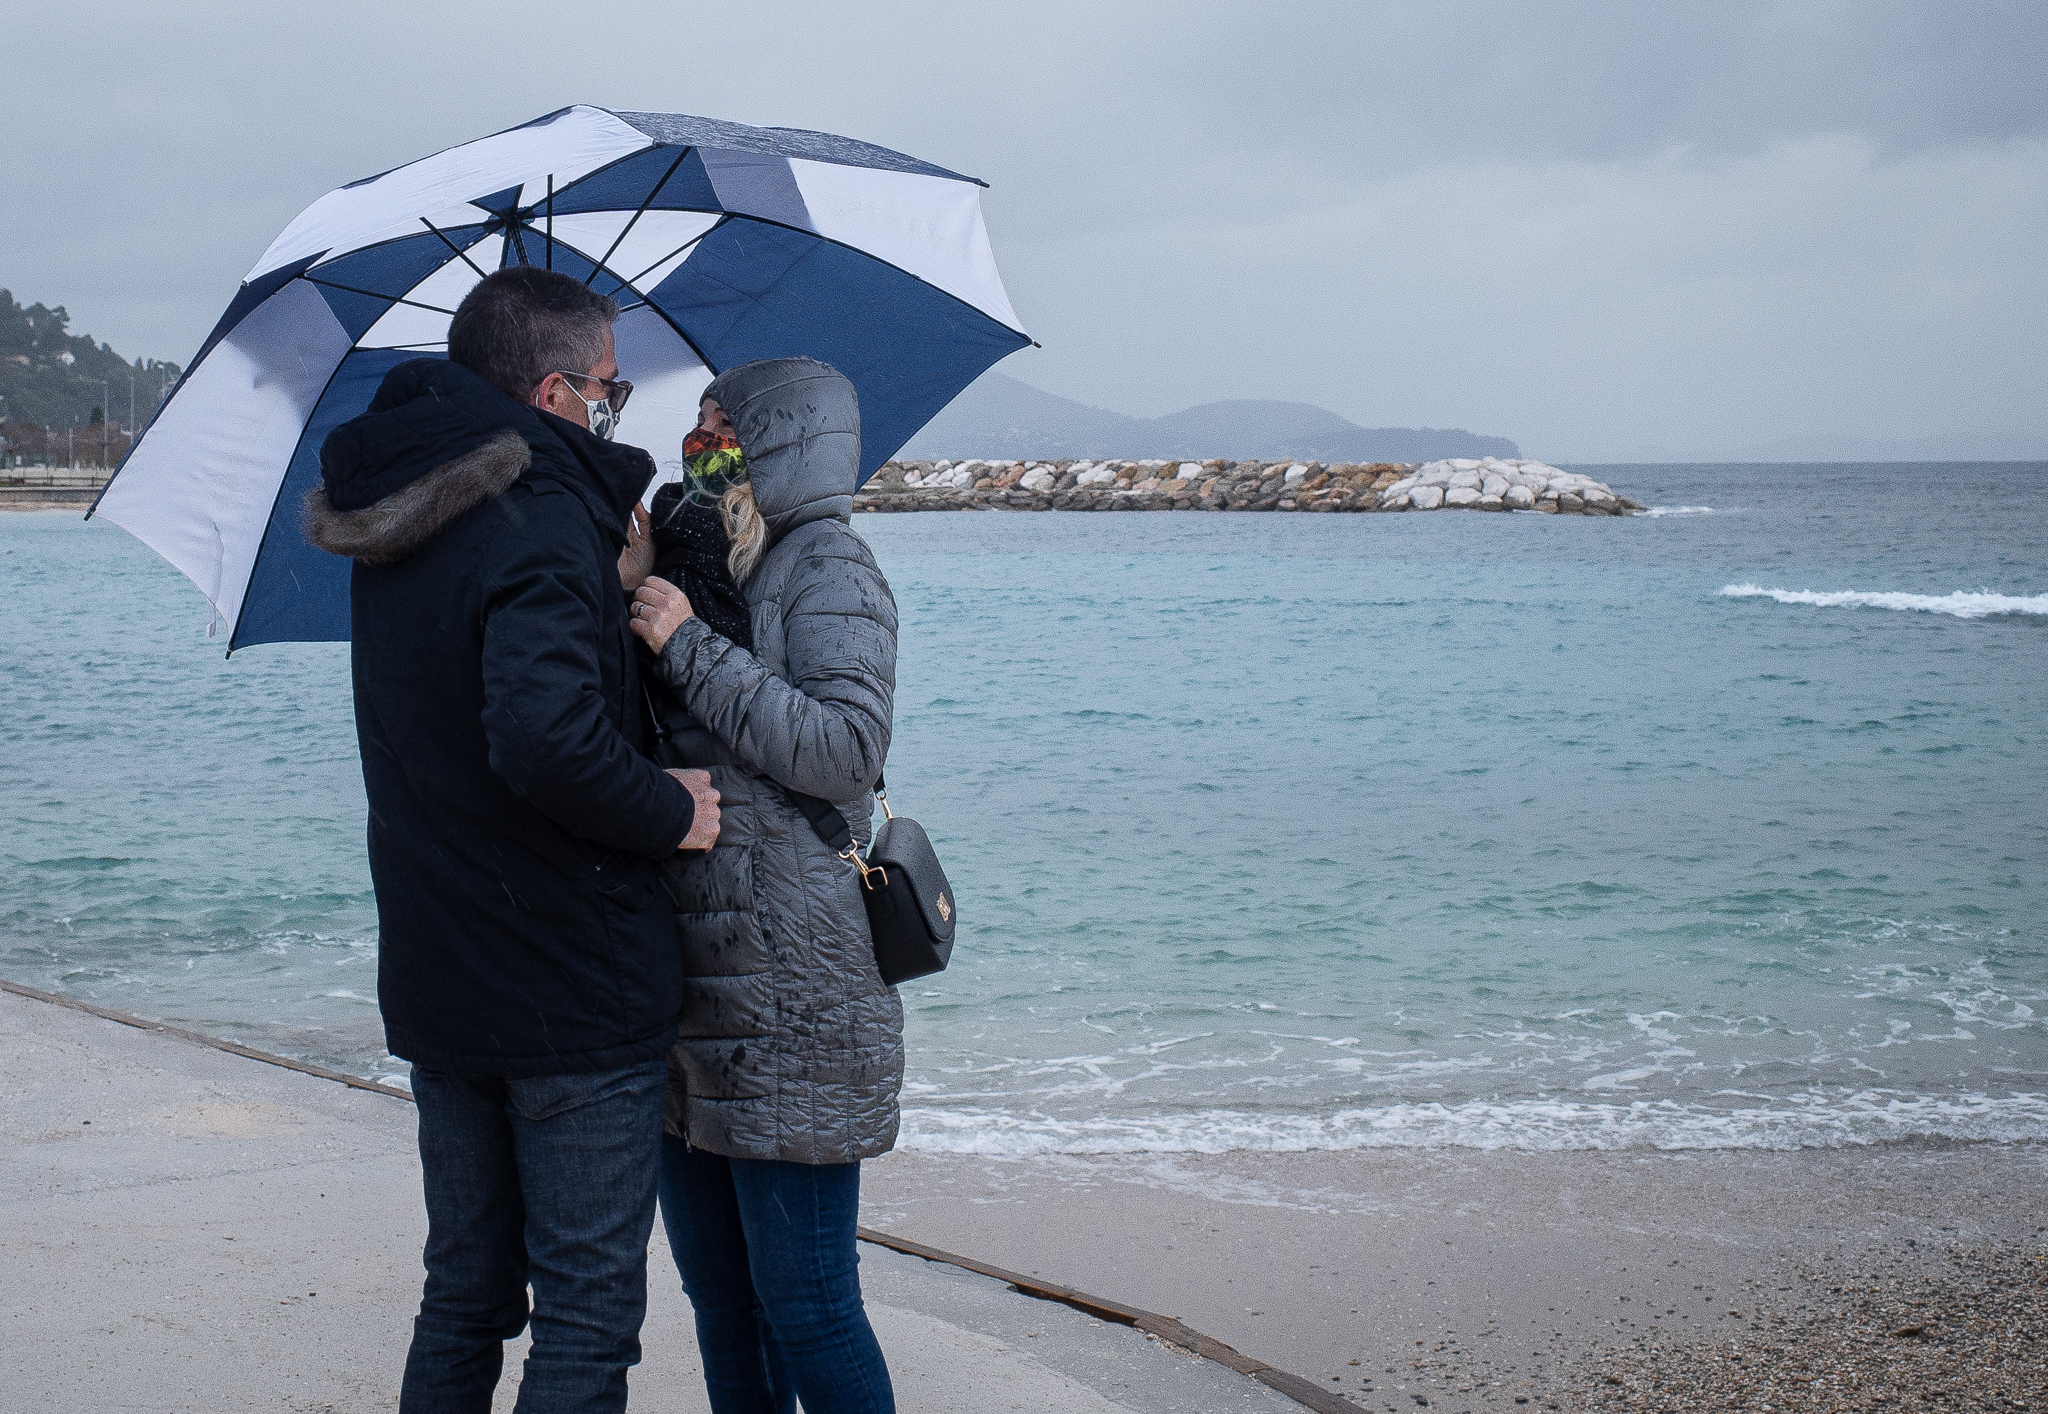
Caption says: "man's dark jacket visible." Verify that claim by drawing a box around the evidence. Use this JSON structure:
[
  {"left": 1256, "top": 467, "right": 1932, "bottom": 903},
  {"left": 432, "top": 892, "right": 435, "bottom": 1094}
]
[{"left": 308, "top": 358, "right": 694, "bottom": 1077}]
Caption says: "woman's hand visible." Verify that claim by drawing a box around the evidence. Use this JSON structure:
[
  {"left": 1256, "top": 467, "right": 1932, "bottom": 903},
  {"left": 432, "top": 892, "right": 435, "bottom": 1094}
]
[
  {"left": 618, "top": 502, "right": 655, "bottom": 593},
  {"left": 630, "top": 575, "right": 695, "bottom": 655}
]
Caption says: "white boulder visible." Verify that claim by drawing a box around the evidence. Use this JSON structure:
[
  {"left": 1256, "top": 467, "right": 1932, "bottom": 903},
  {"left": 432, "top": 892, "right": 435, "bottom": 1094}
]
[
  {"left": 1505, "top": 484, "right": 1535, "bottom": 508},
  {"left": 1410, "top": 485, "right": 1445, "bottom": 509},
  {"left": 1444, "top": 486, "right": 1483, "bottom": 506},
  {"left": 1176, "top": 462, "right": 1203, "bottom": 480},
  {"left": 1076, "top": 466, "right": 1116, "bottom": 485},
  {"left": 1020, "top": 467, "right": 1055, "bottom": 492},
  {"left": 1284, "top": 464, "right": 1309, "bottom": 484}
]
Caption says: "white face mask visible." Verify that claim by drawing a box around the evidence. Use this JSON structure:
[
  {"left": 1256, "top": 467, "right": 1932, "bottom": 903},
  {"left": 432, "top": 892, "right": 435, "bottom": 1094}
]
[
  {"left": 570, "top": 385, "right": 619, "bottom": 441},
  {"left": 544, "top": 373, "right": 620, "bottom": 441}
]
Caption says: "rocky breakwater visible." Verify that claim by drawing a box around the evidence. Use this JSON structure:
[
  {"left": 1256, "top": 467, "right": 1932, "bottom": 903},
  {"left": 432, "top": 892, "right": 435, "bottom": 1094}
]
[
  {"left": 851, "top": 456, "right": 1640, "bottom": 515},
  {"left": 1380, "top": 458, "right": 1640, "bottom": 514}
]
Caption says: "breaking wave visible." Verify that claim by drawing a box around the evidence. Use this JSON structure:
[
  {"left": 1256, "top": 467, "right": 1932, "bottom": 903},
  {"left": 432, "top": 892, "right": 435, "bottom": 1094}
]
[
  {"left": 900, "top": 1090, "right": 2048, "bottom": 1156},
  {"left": 1719, "top": 584, "right": 2048, "bottom": 619},
  {"left": 1643, "top": 505, "right": 1717, "bottom": 517}
]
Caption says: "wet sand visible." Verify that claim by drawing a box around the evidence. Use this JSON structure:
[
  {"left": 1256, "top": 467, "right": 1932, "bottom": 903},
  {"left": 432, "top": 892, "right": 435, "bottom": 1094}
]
[{"left": 861, "top": 1144, "right": 2048, "bottom": 1409}]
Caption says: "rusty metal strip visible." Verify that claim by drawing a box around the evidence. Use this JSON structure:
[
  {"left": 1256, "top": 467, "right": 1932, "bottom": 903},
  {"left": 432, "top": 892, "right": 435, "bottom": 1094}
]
[
  {"left": 4, "top": 979, "right": 1351, "bottom": 1411},
  {"left": 855, "top": 1225, "right": 1359, "bottom": 1413},
  {"left": 0, "top": 979, "right": 414, "bottom": 1100}
]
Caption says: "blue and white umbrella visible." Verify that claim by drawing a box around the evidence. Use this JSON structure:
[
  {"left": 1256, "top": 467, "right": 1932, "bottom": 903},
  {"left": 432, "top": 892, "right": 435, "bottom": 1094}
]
[{"left": 93, "top": 106, "right": 1030, "bottom": 650}]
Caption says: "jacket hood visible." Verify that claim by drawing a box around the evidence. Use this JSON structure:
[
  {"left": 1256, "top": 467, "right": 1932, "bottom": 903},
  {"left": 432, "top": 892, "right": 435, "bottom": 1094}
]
[
  {"left": 703, "top": 357, "right": 859, "bottom": 543},
  {"left": 310, "top": 357, "right": 655, "bottom": 565}
]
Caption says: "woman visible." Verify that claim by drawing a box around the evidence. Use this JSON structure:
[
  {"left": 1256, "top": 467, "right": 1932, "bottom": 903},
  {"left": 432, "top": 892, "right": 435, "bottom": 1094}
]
[{"left": 626, "top": 357, "right": 901, "bottom": 1414}]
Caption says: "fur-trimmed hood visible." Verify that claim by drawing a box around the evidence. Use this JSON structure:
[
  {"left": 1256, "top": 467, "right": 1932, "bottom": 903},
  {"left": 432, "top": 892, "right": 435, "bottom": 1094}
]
[
  {"left": 306, "top": 430, "right": 528, "bottom": 567},
  {"left": 309, "top": 357, "right": 655, "bottom": 566}
]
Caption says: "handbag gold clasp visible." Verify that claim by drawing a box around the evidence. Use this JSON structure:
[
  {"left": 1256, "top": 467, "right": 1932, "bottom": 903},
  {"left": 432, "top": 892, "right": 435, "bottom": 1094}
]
[
  {"left": 876, "top": 787, "right": 895, "bottom": 821},
  {"left": 840, "top": 845, "right": 887, "bottom": 890}
]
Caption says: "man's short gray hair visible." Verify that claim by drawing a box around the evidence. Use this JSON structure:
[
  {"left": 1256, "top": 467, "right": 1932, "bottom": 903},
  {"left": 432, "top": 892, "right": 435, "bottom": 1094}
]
[{"left": 447, "top": 267, "right": 619, "bottom": 401}]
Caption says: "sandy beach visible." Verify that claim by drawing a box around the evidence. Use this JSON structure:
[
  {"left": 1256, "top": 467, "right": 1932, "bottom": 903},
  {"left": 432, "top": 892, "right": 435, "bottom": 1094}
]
[{"left": 862, "top": 1144, "right": 2047, "bottom": 1409}]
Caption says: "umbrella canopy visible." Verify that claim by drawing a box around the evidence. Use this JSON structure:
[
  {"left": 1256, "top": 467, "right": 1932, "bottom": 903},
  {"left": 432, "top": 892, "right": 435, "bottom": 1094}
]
[{"left": 93, "top": 105, "right": 1029, "bottom": 650}]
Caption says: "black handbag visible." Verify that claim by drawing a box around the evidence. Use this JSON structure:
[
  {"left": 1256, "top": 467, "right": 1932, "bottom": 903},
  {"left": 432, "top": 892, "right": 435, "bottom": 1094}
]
[{"left": 790, "top": 775, "right": 956, "bottom": 987}]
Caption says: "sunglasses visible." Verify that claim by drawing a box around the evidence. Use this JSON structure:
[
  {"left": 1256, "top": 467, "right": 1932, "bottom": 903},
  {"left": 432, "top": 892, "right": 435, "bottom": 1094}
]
[{"left": 550, "top": 370, "right": 634, "bottom": 413}]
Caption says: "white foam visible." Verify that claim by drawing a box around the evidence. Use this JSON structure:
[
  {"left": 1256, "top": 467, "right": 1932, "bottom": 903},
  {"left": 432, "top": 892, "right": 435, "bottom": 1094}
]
[
  {"left": 1719, "top": 584, "right": 2048, "bottom": 619},
  {"left": 1643, "top": 505, "right": 1716, "bottom": 517},
  {"left": 900, "top": 1090, "right": 2048, "bottom": 1156}
]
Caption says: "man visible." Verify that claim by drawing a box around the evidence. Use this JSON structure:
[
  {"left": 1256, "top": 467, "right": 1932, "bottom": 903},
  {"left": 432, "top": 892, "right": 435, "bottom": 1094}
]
[{"left": 306, "top": 265, "right": 718, "bottom": 1414}]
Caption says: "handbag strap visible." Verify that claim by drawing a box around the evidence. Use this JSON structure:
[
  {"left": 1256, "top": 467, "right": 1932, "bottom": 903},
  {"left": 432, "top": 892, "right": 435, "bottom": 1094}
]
[{"left": 790, "top": 771, "right": 887, "bottom": 855}]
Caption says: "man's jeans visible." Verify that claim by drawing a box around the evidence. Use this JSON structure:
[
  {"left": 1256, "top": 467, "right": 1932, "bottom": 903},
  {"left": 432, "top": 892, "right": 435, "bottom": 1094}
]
[
  {"left": 657, "top": 1134, "right": 896, "bottom": 1414},
  {"left": 399, "top": 1060, "right": 668, "bottom": 1414}
]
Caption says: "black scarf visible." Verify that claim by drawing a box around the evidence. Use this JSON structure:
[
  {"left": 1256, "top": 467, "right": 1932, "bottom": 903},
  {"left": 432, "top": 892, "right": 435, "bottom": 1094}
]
[{"left": 647, "top": 480, "right": 753, "bottom": 651}]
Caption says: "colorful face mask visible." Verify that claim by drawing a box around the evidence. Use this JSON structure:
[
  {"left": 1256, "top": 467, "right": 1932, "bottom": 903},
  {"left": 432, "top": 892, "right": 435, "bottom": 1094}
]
[{"left": 683, "top": 425, "right": 745, "bottom": 504}]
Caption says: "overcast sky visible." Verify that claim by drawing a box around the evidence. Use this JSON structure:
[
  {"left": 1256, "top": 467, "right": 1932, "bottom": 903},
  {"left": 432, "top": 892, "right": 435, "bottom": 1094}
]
[{"left": 8, "top": 1, "right": 2044, "bottom": 458}]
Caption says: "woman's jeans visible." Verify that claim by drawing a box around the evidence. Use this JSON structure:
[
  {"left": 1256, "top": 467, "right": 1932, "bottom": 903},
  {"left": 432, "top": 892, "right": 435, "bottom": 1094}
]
[
  {"left": 399, "top": 1061, "right": 668, "bottom": 1414},
  {"left": 657, "top": 1135, "right": 896, "bottom": 1414}
]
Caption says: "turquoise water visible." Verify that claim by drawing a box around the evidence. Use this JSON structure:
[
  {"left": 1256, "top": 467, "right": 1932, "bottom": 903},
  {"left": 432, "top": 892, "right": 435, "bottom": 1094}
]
[{"left": 4, "top": 463, "right": 2044, "bottom": 1151}]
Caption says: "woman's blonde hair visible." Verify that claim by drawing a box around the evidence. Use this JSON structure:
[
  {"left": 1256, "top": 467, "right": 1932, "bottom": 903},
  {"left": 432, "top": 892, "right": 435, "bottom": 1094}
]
[{"left": 722, "top": 481, "right": 766, "bottom": 583}]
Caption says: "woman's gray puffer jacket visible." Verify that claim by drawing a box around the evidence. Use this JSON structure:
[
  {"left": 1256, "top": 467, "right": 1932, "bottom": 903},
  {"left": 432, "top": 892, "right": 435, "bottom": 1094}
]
[{"left": 648, "top": 357, "right": 902, "bottom": 1165}]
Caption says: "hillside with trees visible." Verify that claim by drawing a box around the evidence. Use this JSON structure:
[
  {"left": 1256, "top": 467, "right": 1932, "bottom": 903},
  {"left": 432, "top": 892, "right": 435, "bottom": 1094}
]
[{"left": 1, "top": 289, "right": 182, "bottom": 467}]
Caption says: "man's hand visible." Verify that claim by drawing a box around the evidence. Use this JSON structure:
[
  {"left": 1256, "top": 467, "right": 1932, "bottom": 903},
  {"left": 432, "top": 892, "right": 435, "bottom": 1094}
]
[
  {"left": 630, "top": 576, "right": 695, "bottom": 655},
  {"left": 668, "top": 768, "right": 721, "bottom": 851},
  {"left": 618, "top": 503, "right": 655, "bottom": 594}
]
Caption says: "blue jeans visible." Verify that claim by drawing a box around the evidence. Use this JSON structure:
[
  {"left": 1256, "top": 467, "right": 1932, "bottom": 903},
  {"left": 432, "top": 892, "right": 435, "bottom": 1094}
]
[
  {"left": 399, "top": 1061, "right": 669, "bottom": 1414},
  {"left": 657, "top": 1135, "right": 896, "bottom": 1414}
]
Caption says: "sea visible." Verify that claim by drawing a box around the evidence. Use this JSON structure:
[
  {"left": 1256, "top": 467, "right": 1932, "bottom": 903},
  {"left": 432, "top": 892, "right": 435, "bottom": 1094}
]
[{"left": 4, "top": 462, "right": 2044, "bottom": 1155}]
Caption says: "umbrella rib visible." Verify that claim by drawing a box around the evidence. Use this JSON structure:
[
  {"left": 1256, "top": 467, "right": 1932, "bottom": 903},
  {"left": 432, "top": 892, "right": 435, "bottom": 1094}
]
[
  {"left": 587, "top": 149, "right": 691, "bottom": 288},
  {"left": 604, "top": 218, "right": 723, "bottom": 298},
  {"left": 418, "top": 218, "right": 489, "bottom": 278},
  {"left": 303, "top": 277, "right": 460, "bottom": 317}
]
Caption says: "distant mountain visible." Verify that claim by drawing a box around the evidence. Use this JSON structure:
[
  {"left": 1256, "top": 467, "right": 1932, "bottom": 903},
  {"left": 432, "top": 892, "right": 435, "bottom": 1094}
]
[{"left": 897, "top": 373, "right": 1518, "bottom": 463}]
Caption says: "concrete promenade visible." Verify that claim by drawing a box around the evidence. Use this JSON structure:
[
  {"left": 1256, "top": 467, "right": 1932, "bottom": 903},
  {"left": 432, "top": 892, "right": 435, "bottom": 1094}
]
[{"left": 0, "top": 988, "right": 1301, "bottom": 1413}]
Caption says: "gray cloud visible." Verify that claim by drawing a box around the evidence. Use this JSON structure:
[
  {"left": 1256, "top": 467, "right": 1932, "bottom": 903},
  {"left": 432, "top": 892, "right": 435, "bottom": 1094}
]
[{"left": 6, "top": 1, "right": 2043, "bottom": 457}]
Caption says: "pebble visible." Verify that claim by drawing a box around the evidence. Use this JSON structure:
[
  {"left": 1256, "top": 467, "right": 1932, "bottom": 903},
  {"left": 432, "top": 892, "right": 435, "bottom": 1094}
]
[
  {"left": 852, "top": 457, "right": 1644, "bottom": 517},
  {"left": 1555, "top": 1240, "right": 2048, "bottom": 1414}
]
